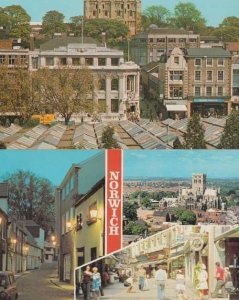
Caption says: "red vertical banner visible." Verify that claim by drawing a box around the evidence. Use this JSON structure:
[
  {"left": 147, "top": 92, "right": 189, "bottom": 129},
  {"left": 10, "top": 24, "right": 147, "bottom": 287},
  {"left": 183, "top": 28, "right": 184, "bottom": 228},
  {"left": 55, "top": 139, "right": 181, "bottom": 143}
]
[{"left": 105, "top": 149, "right": 123, "bottom": 254}]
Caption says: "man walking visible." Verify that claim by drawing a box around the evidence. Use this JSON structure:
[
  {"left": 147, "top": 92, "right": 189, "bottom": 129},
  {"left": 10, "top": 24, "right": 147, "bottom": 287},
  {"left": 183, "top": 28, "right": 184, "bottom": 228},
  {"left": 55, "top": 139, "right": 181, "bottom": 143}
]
[
  {"left": 231, "top": 254, "right": 239, "bottom": 291},
  {"left": 155, "top": 264, "right": 167, "bottom": 300},
  {"left": 212, "top": 262, "right": 225, "bottom": 298}
]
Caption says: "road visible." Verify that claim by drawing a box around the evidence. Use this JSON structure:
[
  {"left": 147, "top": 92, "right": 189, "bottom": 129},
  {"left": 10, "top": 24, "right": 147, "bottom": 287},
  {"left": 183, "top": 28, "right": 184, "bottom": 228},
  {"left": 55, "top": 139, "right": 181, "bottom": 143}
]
[{"left": 16, "top": 262, "right": 74, "bottom": 300}]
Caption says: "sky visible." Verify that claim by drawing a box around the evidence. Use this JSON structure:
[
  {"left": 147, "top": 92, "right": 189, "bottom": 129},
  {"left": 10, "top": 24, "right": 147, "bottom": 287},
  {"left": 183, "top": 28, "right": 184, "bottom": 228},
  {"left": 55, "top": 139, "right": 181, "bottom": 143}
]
[
  {"left": 1, "top": 0, "right": 239, "bottom": 26},
  {"left": 124, "top": 150, "right": 239, "bottom": 179},
  {"left": 0, "top": 150, "right": 103, "bottom": 186}
]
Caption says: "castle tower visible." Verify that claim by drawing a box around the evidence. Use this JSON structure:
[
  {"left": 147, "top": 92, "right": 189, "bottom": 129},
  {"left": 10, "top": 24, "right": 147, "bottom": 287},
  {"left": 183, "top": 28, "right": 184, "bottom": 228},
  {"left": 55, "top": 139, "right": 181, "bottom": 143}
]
[
  {"left": 192, "top": 174, "right": 206, "bottom": 195},
  {"left": 84, "top": 0, "right": 142, "bottom": 36}
]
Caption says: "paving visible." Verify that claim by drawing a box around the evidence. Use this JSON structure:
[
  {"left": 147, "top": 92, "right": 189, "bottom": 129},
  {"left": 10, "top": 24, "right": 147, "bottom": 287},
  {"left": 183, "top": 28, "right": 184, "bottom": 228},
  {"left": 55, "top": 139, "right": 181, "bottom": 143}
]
[{"left": 16, "top": 262, "right": 74, "bottom": 300}]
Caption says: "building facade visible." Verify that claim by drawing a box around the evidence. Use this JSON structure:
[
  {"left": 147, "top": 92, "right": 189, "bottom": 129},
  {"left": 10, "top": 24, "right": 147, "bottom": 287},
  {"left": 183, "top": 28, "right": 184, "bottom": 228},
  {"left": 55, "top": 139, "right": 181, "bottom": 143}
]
[
  {"left": 130, "top": 28, "right": 200, "bottom": 66},
  {"left": 84, "top": 0, "right": 142, "bottom": 36}
]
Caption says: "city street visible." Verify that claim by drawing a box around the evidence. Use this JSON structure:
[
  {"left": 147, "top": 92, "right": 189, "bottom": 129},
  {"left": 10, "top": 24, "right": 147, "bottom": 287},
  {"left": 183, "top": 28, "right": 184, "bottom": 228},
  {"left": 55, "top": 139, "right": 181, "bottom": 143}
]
[
  {"left": 78, "top": 278, "right": 227, "bottom": 300},
  {"left": 16, "top": 262, "right": 74, "bottom": 300}
]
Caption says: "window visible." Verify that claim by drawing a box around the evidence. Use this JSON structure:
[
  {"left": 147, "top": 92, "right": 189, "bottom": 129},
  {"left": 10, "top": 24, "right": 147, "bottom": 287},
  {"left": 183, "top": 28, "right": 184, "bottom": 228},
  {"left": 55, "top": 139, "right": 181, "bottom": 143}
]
[
  {"left": 207, "top": 71, "right": 213, "bottom": 81},
  {"left": 179, "top": 38, "right": 186, "bottom": 43},
  {"left": 9, "top": 55, "right": 16, "bottom": 65},
  {"left": 111, "top": 58, "right": 119, "bottom": 66},
  {"left": 85, "top": 57, "right": 93, "bottom": 66},
  {"left": 233, "top": 69, "right": 239, "bottom": 75},
  {"left": 72, "top": 57, "right": 80, "bottom": 65},
  {"left": 195, "top": 71, "right": 201, "bottom": 81},
  {"left": 169, "top": 71, "right": 183, "bottom": 81},
  {"left": 206, "top": 86, "right": 212, "bottom": 96},
  {"left": 195, "top": 58, "right": 201, "bottom": 66},
  {"left": 174, "top": 56, "right": 179, "bottom": 64},
  {"left": 111, "top": 99, "right": 119, "bottom": 112},
  {"left": 98, "top": 58, "right": 106, "bottom": 66},
  {"left": 168, "top": 38, "right": 176, "bottom": 43},
  {"left": 157, "top": 38, "right": 165, "bottom": 43},
  {"left": 60, "top": 57, "right": 67, "bottom": 66},
  {"left": 104, "top": 11, "right": 108, "bottom": 17},
  {"left": 111, "top": 78, "right": 119, "bottom": 90},
  {"left": 169, "top": 86, "right": 183, "bottom": 98},
  {"left": 218, "top": 58, "right": 224, "bottom": 66},
  {"left": 217, "top": 86, "right": 223, "bottom": 96},
  {"left": 206, "top": 58, "right": 213, "bottom": 66},
  {"left": 233, "top": 87, "right": 239, "bottom": 96},
  {"left": 46, "top": 57, "right": 54, "bottom": 66},
  {"left": 91, "top": 247, "right": 97, "bottom": 261},
  {"left": 98, "top": 78, "right": 106, "bottom": 90},
  {"left": 189, "top": 38, "right": 197, "bottom": 42},
  {"left": 127, "top": 75, "right": 135, "bottom": 91},
  {"left": 149, "top": 38, "right": 154, "bottom": 43},
  {"left": 98, "top": 99, "right": 106, "bottom": 112},
  {"left": 20, "top": 55, "right": 27, "bottom": 65},
  {"left": 88, "top": 202, "right": 97, "bottom": 224},
  {"left": 0, "top": 55, "right": 6, "bottom": 64},
  {"left": 218, "top": 70, "right": 224, "bottom": 81},
  {"left": 195, "top": 86, "right": 201, "bottom": 96}
]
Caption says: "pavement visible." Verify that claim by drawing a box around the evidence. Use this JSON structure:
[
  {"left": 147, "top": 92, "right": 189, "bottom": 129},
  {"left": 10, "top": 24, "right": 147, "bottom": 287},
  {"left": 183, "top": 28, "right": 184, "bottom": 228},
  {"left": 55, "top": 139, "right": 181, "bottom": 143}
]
[
  {"left": 16, "top": 262, "right": 74, "bottom": 300},
  {"left": 77, "top": 278, "right": 229, "bottom": 300}
]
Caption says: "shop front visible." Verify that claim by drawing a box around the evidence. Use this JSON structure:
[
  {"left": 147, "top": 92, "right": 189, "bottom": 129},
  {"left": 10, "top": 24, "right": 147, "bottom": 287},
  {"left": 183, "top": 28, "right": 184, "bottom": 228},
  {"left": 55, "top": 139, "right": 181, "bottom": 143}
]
[
  {"left": 164, "top": 100, "right": 188, "bottom": 119},
  {"left": 191, "top": 98, "right": 228, "bottom": 117}
]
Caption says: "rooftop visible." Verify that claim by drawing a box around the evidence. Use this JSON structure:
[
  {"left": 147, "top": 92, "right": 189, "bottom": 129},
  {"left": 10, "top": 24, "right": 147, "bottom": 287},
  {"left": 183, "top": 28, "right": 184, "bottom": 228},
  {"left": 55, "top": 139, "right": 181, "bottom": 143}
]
[{"left": 187, "top": 48, "right": 231, "bottom": 58}]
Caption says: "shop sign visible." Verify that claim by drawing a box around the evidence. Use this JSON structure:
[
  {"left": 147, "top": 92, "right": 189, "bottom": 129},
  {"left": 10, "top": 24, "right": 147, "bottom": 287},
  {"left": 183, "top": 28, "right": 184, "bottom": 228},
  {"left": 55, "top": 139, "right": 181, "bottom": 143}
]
[
  {"left": 164, "top": 100, "right": 188, "bottom": 105},
  {"left": 105, "top": 149, "right": 123, "bottom": 254},
  {"left": 193, "top": 98, "right": 225, "bottom": 103}
]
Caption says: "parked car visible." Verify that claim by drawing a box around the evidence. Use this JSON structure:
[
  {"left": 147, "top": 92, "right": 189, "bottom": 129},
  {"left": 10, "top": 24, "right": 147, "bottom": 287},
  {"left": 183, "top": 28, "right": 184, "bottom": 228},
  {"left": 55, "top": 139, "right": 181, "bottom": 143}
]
[{"left": 0, "top": 272, "right": 18, "bottom": 300}]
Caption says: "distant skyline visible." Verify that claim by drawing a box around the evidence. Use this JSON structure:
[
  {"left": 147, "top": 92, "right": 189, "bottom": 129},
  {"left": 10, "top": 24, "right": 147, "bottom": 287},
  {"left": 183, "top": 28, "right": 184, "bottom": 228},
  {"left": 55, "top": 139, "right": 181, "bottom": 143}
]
[
  {"left": 1, "top": 0, "right": 239, "bottom": 26},
  {"left": 124, "top": 150, "right": 239, "bottom": 179},
  {"left": 0, "top": 150, "right": 102, "bottom": 185}
]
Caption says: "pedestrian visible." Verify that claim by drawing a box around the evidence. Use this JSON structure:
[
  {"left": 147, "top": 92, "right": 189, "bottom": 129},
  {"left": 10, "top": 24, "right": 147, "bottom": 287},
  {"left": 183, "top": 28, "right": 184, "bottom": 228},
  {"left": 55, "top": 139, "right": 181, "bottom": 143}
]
[
  {"left": 176, "top": 269, "right": 188, "bottom": 300},
  {"left": 155, "top": 264, "right": 167, "bottom": 300},
  {"left": 231, "top": 253, "right": 239, "bottom": 291},
  {"left": 91, "top": 267, "right": 101, "bottom": 300},
  {"left": 81, "top": 265, "right": 92, "bottom": 300},
  {"left": 196, "top": 264, "right": 208, "bottom": 300},
  {"left": 212, "top": 262, "right": 225, "bottom": 298},
  {"left": 138, "top": 266, "right": 146, "bottom": 291}
]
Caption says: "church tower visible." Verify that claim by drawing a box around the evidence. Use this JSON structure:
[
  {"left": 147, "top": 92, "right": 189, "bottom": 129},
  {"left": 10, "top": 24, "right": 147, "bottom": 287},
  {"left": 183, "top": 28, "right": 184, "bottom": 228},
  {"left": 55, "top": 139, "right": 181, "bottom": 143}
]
[
  {"left": 84, "top": 0, "right": 142, "bottom": 36},
  {"left": 192, "top": 174, "right": 206, "bottom": 195}
]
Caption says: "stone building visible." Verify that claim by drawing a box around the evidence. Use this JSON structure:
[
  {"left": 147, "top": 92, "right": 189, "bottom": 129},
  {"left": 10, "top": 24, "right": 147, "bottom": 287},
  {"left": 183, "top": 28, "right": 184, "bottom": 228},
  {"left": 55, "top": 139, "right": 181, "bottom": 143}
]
[
  {"left": 84, "top": 0, "right": 142, "bottom": 36},
  {"left": 130, "top": 28, "right": 200, "bottom": 66}
]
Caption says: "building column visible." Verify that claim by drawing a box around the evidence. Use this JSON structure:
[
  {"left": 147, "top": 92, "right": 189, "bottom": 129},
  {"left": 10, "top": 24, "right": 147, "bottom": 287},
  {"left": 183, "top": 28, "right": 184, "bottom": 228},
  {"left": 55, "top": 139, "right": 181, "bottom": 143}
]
[
  {"left": 227, "top": 101, "right": 232, "bottom": 115},
  {"left": 106, "top": 75, "right": 111, "bottom": 113},
  {"left": 119, "top": 75, "right": 125, "bottom": 114},
  {"left": 187, "top": 101, "right": 192, "bottom": 117}
]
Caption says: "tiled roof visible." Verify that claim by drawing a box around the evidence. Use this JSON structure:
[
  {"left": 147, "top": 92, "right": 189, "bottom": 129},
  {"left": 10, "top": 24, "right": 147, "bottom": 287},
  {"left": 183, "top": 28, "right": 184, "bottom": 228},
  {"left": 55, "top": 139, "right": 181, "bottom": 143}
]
[
  {"left": 0, "top": 182, "right": 8, "bottom": 197},
  {"left": 187, "top": 48, "right": 231, "bottom": 57},
  {"left": 226, "top": 42, "right": 239, "bottom": 52}
]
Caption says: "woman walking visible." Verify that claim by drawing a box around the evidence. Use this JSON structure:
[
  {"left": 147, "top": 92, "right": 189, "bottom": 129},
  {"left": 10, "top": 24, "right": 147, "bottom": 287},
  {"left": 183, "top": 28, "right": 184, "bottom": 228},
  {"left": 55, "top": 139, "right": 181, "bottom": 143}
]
[
  {"left": 82, "top": 265, "right": 92, "bottom": 300},
  {"left": 91, "top": 267, "right": 102, "bottom": 300}
]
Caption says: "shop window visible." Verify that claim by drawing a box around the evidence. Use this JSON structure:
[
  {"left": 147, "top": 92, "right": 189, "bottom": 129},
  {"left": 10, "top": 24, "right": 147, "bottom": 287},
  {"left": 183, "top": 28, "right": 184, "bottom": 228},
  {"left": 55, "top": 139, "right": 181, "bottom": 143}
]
[
  {"left": 111, "top": 99, "right": 119, "bottom": 113},
  {"left": 98, "top": 78, "right": 106, "bottom": 90},
  {"left": 72, "top": 57, "right": 80, "bottom": 65},
  {"left": 207, "top": 71, "right": 213, "bottom": 81},
  {"left": 206, "top": 86, "right": 212, "bottom": 96},
  {"left": 195, "top": 71, "right": 201, "bottom": 81},
  {"left": 46, "top": 57, "right": 54, "bottom": 66},
  {"left": 195, "top": 58, "right": 201, "bottom": 66},
  {"left": 194, "top": 86, "right": 201, "bottom": 96},
  {"left": 218, "top": 70, "right": 224, "bottom": 81},
  {"left": 206, "top": 58, "right": 213, "bottom": 66},
  {"left": 111, "top": 78, "right": 119, "bottom": 90},
  {"left": 85, "top": 57, "right": 93, "bottom": 66},
  {"left": 60, "top": 57, "right": 67, "bottom": 66}
]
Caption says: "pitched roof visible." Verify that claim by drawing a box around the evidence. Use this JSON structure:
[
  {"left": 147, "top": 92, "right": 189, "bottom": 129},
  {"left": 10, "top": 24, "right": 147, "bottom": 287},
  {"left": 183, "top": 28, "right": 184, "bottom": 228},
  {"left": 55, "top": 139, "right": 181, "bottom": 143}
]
[
  {"left": 226, "top": 42, "right": 239, "bottom": 52},
  {"left": 0, "top": 182, "right": 8, "bottom": 198},
  {"left": 40, "top": 36, "right": 98, "bottom": 50},
  {"left": 187, "top": 48, "right": 231, "bottom": 58}
]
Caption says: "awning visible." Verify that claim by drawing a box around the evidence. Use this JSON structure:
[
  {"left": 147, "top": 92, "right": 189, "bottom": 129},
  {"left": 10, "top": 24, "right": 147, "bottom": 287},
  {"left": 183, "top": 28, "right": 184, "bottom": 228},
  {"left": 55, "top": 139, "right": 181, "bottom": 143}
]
[{"left": 166, "top": 105, "right": 187, "bottom": 112}]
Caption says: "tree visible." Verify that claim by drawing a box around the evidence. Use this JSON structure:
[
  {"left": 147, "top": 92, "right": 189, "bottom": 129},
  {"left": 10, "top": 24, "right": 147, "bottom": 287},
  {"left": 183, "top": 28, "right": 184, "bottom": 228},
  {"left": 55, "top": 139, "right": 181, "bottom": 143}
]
[
  {"left": 124, "top": 220, "right": 149, "bottom": 235},
  {"left": 141, "top": 197, "right": 152, "bottom": 208},
  {"left": 5, "top": 170, "right": 55, "bottom": 232},
  {"left": 0, "top": 65, "right": 37, "bottom": 124},
  {"left": 175, "top": 208, "right": 197, "bottom": 225},
  {"left": 83, "top": 19, "right": 129, "bottom": 47},
  {"left": 34, "top": 67, "right": 94, "bottom": 125},
  {"left": 219, "top": 110, "right": 239, "bottom": 148},
  {"left": 142, "top": 5, "right": 171, "bottom": 29},
  {"left": 101, "top": 126, "right": 119, "bottom": 149},
  {"left": 183, "top": 114, "right": 206, "bottom": 149},
  {"left": 70, "top": 16, "right": 83, "bottom": 36},
  {"left": 42, "top": 10, "right": 67, "bottom": 36},
  {"left": 123, "top": 201, "right": 138, "bottom": 221},
  {"left": 173, "top": 2, "right": 206, "bottom": 33},
  {"left": 3, "top": 5, "right": 31, "bottom": 42}
]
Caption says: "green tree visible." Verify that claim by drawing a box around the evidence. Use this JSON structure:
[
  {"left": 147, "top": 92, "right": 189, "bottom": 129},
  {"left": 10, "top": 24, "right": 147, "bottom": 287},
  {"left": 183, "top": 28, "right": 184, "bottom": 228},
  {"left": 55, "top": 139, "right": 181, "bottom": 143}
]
[
  {"left": 83, "top": 19, "right": 129, "bottom": 47},
  {"left": 214, "top": 26, "right": 239, "bottom": 42},
  {"left": 101, "top": 126, "right": 119, "bottom": 149},
  {"left": 183, "top": 114, "right": 206, "bottom": 149},
  {"left": 175, "top": 209, "right": 197, "bottom": 225},
  {"left": 3, "top": 5, "right": 31, "bottom": 42},
  {"left": 34, "top": 67, "right": 93, "bottom": 125},
  {"left": 142, "top": 5, "right": 171, "bottom": 28},
  {"left": 42, "top": 10, "right": 67, "bottom": 36},
  {"left": 123, "top": 201, "right": 138, "bottom": 221},
  {"left": 173, "top": 2, "right": 206, "bottom": 32},
  {"left": 219, "top": 110, "right": 239, "bottom": 148},
  {"left": 124, "top": 220, "right": 149, "bottom": 235},
  {"left": 5, "top": 170, "right": 55, "bottom": 232},
  {"left": 70, "top": 16, "right": 83, "bottom": 36},
  {"left": 141, "top": 197, "right": 152, "bottom": 208}
]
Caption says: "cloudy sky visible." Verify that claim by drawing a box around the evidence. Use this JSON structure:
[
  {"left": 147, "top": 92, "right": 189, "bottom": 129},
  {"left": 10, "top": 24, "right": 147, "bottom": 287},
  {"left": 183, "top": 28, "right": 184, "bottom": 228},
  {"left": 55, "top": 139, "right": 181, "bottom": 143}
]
[
  {"left": 1, "top": 0, "right": 239, "bottom": 26},
  {"left": 124, "top": 150, "right": 239, "bottom": 179}
]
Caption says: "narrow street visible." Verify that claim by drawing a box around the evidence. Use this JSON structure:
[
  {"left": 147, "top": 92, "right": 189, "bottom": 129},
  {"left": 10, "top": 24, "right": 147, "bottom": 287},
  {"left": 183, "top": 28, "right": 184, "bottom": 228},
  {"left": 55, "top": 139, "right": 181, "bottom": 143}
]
[{"left": 16, "top": 262, "right": 74, "bottom": 300}]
